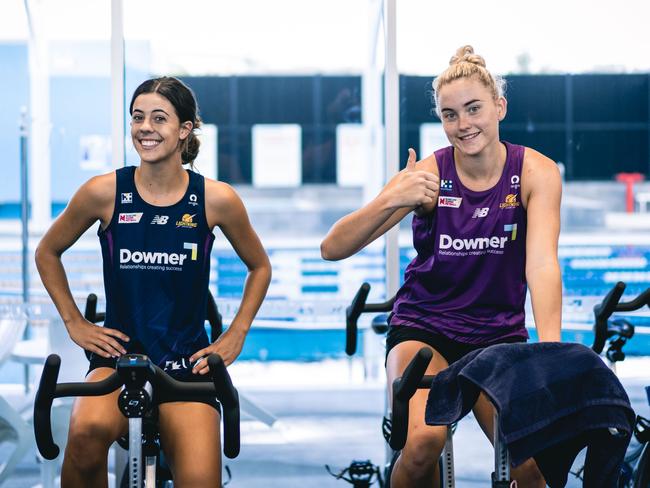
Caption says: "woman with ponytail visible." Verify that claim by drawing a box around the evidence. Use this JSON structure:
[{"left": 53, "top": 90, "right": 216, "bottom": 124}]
[
  {"left": 322, "top": 46, "right": 561, "bottom": 487},
  {"left": 35, "top": 76, "right": 271, "bottom": 487}
]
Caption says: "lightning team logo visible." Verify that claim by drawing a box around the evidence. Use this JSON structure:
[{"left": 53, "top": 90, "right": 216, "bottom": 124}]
[
  {"left": 176, "top": 213, "right": 198, "bottom": 229},
  {"left": 500, "top": 194, "right": 520, "bottom": 209}
]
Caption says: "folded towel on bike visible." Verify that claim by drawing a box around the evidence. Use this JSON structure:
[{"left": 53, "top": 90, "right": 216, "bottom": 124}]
[{"left": 424, "top": 342, "right": 634, "bottom": 487}]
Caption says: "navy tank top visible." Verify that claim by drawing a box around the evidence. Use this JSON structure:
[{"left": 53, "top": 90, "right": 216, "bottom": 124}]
[
  {"left": 391, "top": 141, "right": 529, "bottom": 344},
  {"left": 98, "top": 166, "right": 215, "bottom": 378}
]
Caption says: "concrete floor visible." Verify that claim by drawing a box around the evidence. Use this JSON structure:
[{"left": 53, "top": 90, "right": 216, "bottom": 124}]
[{"left": 0, "top": 359, "right": 648, "bottom": 487}]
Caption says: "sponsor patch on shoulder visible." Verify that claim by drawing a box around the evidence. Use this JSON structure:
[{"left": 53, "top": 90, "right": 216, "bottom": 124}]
[
  {"left": 438, "top": 196, "right": 462, "bottom": 208},
  {"left": 118, "top": 212, "right": 143, "bottom": 223}
]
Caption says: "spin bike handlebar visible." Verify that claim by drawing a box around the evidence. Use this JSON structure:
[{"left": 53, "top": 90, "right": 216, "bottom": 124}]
[
  {"left": 345, "top": 282, "right": 395, "bottom": 356},
  {"left": 592, "top": 281, "right": 650, "bottom": 356},
  {"left": 390, "top": 347, "right": 433, "bottom": 450},
  {"left": 34, "top": 353, "right": 240, "bottom": 461}
]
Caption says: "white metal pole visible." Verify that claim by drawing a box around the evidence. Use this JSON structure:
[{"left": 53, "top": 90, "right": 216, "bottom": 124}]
[
  {"left": 25, "top": 0, "right": 51, "bottom": 232},
  {"left": 20, "top": 108, "right": 30, "bottom": 303},
  {"left": 384, "top": 0, "right": 400, "bottom": 297},
  {"left": 111, "top": 0, "right": 125, "bottom": 169},
  {"left": 362, "top": 0, "right": 384, "bottom": 208}
]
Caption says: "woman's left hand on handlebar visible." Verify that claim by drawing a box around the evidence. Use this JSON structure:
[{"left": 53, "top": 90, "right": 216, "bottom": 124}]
[{"left": 190, "top": 327, "right": 246, "bottom": 373}]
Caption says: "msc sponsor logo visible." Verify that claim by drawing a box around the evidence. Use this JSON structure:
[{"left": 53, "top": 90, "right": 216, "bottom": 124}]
[
  {"left": 472, "top": 207, "right": 489, "bottom": 218},
  {"left": 438, "top": 196, "right": 462, "bottom": 208},
  {"left": 499, "top": 193, "right": 520, "bottom": 209},
  {"left": 121, "top": 192, "right": 132, "bottom": 204},
  {"left": 176, "top": 213, "right": 198, "bottom": 229},
  {"left": 440, "top": 179, "right": 453, "bottom": 191},
  {"left": 118, "top": 212, "right": 142, "bottom": 224}
]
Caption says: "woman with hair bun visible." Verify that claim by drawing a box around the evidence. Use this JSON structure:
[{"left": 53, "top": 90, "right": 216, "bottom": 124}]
[
  {"left": 35, "top": 76, "right": 271, "bottom": 487},
  {"left": 322, "top": 46, "right": 560, "bottom": 486}
]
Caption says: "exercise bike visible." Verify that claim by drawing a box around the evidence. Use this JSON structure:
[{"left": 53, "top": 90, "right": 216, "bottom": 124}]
[
  {"left": 342, "top": 281, "right": 650, "bottom": 487},
  {"left": 589, "top": 281, "right": 650, "bottom": 487},
  {"left": 33, "top": 292, "right": 240, "bottom": 488},
  {"left": 339, "top": 282, "right": 511, "bottom": 487}
]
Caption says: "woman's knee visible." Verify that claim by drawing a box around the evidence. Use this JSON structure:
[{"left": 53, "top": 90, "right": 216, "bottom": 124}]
[
  {"left": 400, "top": 426, "right": 447, "bottom": 473},
  {"left": 65, "top": 419, "right": 116, "bottom": 469},
  {"left": 512, "top": 458, "right": 545, "bottom": 487},
  {"left": 171, "top": 464, "right": 221, "bottom": 488}
]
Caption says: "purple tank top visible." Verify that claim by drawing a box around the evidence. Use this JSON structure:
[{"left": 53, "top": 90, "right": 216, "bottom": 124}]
[{"left": 390, "top": 141, "right": 529, "bottom": 344}]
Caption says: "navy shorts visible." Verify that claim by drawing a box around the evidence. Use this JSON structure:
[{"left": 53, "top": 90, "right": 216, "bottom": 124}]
[
  {"left": 88, "top": 354, "right": 221, "bottom": 413},
  {"left": 385, "top": 325, "right": 526, "bottom": 366}
]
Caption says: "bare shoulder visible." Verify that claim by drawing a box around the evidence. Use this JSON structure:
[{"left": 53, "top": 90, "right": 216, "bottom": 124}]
[
  {"left": 70, "top": 171, "right": 116, "bottom": 217},
  {"left": 204, "top": 178, "right": 241, "bottom": 208},
  {"left": 204, "top": 178, "right": 246, "bottom": 227},
  {"left": 416, "top": 152, "right": 439, "bottom": 176},
  {"left": 521, "top": 147, "right": 562, "bottom": 206},
  {"left": 49, "top": 171, "right": 115, "bottom": 233},
  {"left": 522, "top": 147, "right": 561, "bottom": 182},
  {"left": 83, "top": 171, "right": 115, "bottom": 202}
]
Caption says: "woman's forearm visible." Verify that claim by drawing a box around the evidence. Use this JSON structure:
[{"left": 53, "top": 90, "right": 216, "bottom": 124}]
[
  {"left": 527, "top": 262, "right": 562, "bottom": 342},
  {"left": 228, "top": 264, "right": 272, "bottom": 334},
  {"left": 34, "top": 246, "right": 84, "bottom": 328},
  {"left": 321, "top": 192, "right": 407, "bottom": 261}
]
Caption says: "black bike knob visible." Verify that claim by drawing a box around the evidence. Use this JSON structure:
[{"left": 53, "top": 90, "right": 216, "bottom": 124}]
[{"left": 118, "top": 388, "right": 152, "bottom": 418}]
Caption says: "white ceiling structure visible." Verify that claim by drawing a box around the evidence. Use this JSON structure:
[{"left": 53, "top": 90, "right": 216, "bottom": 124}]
[{"left": 3, "top": 0, "right": 650, "bottom": 76}]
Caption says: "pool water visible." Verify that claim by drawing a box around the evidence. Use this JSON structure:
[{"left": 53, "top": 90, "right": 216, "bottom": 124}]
[{"left": 1, "top": 241, "right": 649, "bottom": 362}]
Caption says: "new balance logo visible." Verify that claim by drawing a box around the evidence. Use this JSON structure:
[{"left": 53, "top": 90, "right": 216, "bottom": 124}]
[
  {"left": 151, "top": 215, "right": 169, "bottom": 225},
  {"left": 472, "top": 207, "right": 489, "bottom": 218}
]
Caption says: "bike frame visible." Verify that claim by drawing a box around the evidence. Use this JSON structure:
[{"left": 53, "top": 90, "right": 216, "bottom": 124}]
[{"left": 33, "top": 353, "right": 240, "bottom": 487}]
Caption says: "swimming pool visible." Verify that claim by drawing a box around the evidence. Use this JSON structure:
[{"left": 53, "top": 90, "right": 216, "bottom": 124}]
[
  {"left": 220, "top": 238, "right": 650, "bottom": 359},
  {"left": 1, "top": 233, "right": 648, "bottom": 361}
]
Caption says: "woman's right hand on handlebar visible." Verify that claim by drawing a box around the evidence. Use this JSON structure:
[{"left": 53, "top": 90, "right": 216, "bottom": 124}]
[
  {"left": 66, "top": 317, "right": 129, "bottom": 358},
  {"left": 385, "top": 148, "right": 439, "bottom": 209}
]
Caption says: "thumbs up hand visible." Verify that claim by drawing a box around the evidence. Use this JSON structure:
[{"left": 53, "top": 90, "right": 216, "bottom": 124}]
[
  {"left": 386, "top": 148, "right": 439, "bottom": 209},
  {"left": 405, "top": 147, "right": 418, "bottom": 171}
]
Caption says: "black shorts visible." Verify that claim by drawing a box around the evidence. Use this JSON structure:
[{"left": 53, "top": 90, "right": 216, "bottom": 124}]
[
  {"left": 385, "top": 325, "right": 526, "bottom": 366},
  {"left": 88, "top": 354, "right": 221, "bottom": 413}
]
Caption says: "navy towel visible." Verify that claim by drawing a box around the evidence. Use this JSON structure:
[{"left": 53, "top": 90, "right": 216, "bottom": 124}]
[{"left": 424, "top": 342, "right": 634, "bottom": 487}]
